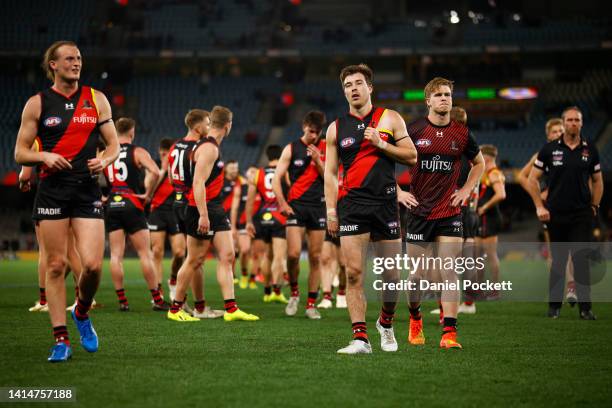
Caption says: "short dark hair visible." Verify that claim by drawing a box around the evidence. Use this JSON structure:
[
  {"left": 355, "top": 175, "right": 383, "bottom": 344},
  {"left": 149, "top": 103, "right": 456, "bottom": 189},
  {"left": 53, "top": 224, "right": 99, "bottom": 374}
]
[
  {"left": 561, "top": 106, "right": 582, "bottom": 119},
  {"left": 226, "top": 160, "right": 238, "bottom": 166},
  {"left": 42, "top": 41, "right": 78, "bottom": 81},
  {"left": 302, "top": 111, "right": 326, "bottom": 131},
  {"left": 266, "top": 144, "right": 282, "bottom": 161},
  {"left": 159, "top": 138, "right": 174, "bottom": 151},
  {"left": 340, "top": 64, "right": 373, "bottom": 86},
  {"left": 116, "top": 117, "right": 136, "bottom": 135}
]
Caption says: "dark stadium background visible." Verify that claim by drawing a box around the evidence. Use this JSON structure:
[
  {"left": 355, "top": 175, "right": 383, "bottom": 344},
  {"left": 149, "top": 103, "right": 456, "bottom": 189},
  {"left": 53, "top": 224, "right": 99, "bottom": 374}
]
[{"left": 1, "top": 0, "right": 611, "bottom": 253}]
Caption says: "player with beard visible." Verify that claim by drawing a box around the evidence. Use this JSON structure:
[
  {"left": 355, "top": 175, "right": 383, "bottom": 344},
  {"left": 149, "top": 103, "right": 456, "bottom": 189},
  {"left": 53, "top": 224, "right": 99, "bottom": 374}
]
[
  {"left": 403, "top": 77, "right": 484, "bottom": 350},
  {"left": 325, "top": 64, "right": 417, "bottom": 354}
]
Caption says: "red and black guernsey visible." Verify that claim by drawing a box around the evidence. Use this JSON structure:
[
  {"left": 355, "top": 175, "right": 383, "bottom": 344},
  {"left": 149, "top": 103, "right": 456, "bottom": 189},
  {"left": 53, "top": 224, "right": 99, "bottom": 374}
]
[
  {"left": 287, "top": 138, "right": 325, "bottom": 205},
  {"left": 103, "top": 143, "right": 145, "bottom": 210},
  {"left": 255, "top": 166, "right": 286, "bottom": 224},
  {"left": 336, "top": 107, "right": 397, "bottom": 204},
  {"left": 407, "top": 117, "right": 479, "bottom": 220},
  {"left": 36, "top": 86, "right": 100, "bottom": 182},
  {"left": 238, "top": 177, "right": 261, "bottom": 225},
  {"left": 220, "top": 177, "right": 240, "bottom": 214},
  {"left": 150, "top": 167, "right": 174, "bottom": 212},
  {"left": 168, "top": 138, "right": 198, "bottom": 202},
  {"left": 186, "top": 137, "right": 224, "bottom": 208}
]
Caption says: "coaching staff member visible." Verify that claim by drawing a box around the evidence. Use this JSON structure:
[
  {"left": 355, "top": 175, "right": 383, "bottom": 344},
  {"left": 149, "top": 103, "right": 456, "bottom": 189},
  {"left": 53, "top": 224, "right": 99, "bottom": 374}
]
[{"left": 526, "top": 106, "right": 603, "bottom": 320}]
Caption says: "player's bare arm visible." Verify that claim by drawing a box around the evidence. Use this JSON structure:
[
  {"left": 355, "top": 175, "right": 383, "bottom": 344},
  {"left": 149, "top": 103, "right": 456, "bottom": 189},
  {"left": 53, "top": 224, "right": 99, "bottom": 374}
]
[
  {"left": 15, "top": 95, "right": 72, "bottom": 170},
  {"left": 134, "top": 147, "right": 161, "bottom": 204},
  {"left": 192, "top": 143, "right": 217, "bottom": 234},
  {"left": 397, "top": 183, "right": 419, "bottom": 208},
  {"left": 364, "top": 110, "right": 417, "bottom": 166},
  {"left": 451, "top": 151, "right": 484, "bottom": 207},
  {"left": 245, "top": 171, "right": 258, "bottom": 238},
  {"left": 526, "top": 166, "right": 549, "bottom": 222},
  {"left": 516, "top": 153, "right": 537, "bottom": 193},
  {"left": 477, "top": 171, "right": 506, "bottom": 215},
  {"left": 591, "top": 171, "right": 603, "bottom": 215},
  {"left": 230, "top": 182, "right": 242, "bottom": 230},
  {"left": 323, "top": 122, "right": 339, "bottom": 237},
  {"left": 307, "top": 144, "right": 325, "bottom": 177},
  {"left": 272, "top": 145, "right": 294, "bottom": 215},
  {"left": 89, "top": 91, "right": 119, "bottom": 173}
]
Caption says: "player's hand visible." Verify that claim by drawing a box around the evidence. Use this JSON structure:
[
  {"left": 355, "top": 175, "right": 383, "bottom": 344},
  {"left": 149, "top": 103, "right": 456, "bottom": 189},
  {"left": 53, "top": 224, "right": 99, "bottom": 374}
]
[
  {"left": 477, "top": 207, "right": 486, "bottom": 216},
  {"left": 327, "top": 208, "right": 339, "bottom": 238},
  {"left": 198, "top": 214, "right": 210, "bottom": 235},
  {"left": 450, "top": 188, "right": 469, "bottom": 207},
  {"left": 231, "top": 227, "right": 238, "bottom": 242},
  {"left": 536, "top": 205, "right": 550, "bottom": 222},
  {"left": 18, "top": 169, "right": 31, "bottom": 192},
  {"left": 87, "top": 157, "right": 105, "bottom": 173},
  {"left": 246, "top": 222, "right": 256, "bottom": 239},
  {"left": 280, "top": 202, "right": 295, "bottom": 216},
  {"left": 42, "top": 152, "right": 72, "bottom": 171},
  {"left": 398, "top": 190, "right": 418, "bottom": 209},
  {"left": 307, "top": 144, "right": 322, "bottom": 163},
  {"left": 364, "top": 127, "right": 382, "bottom": 146},
  {"left": 134, "top": 193, "right": 151, "bottom": 206}
]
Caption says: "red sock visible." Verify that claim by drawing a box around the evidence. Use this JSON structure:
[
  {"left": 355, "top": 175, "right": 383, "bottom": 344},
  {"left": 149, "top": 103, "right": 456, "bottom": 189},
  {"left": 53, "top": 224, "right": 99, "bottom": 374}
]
[
  {"left": 241, "top": 268, "right": 248, "bottom": 277},
  {"left": 39, "top": 287, "right": 47, "bottom": 305},
  {"left": 195, "top": 300, "right": 206, "bottom": 313},
  {"left": 464, "top": 300, "right": 474, "bottom": 306},
  {"left": 249, "top": 274, "right": 256, "bottom": 283},
  {"left": 150, "top": 288, "right": 164, "bottom": 305},
  {"left": 337, "top": 289, "right": 346, "bottom": 296},
  {"left": 53, "top": 326, "right": 70, "bottom": 346},
  {"left": 379, "top": 306, "right": 395, "bottom": 328},
  {"left": 74, "top": 297, "right": 92, "bottom": 321},
  {"left": 273, "top": 285, "right": 281, "bottom": 295},
  {"left": 323, "top": 291, "right": 332, "bottom": 301},
  {"left": 170, "top": 299, "right": 183, "bottom": 314},
  {"left": 306, "top": 291, "right": 318, "bottom": 309},
  {"left": 116, "top": 288, "right": 128, "bottom": 306},
  {"left": 169, "top": 278, "right": 177, "bottom": 286},
  {"left": 224, "top": 299, "right": 238, "bottom": 313},
  {"left": 290, "top": 282, "right": 299, "bottom": 298},
  {"left": 352, "top": 322, "right": 369, "bottom": 343}
]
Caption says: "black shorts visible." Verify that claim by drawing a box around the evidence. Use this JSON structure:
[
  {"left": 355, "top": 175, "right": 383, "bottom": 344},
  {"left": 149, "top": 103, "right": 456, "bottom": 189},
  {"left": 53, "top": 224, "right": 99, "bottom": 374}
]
[
  {"left": 478, "top": 211, "right": 501, "bottom": 238},
  {"left": 462, "top": 207, "right": 479, "bottom": 239},
  {"left": 254, "top": 211, "right": 286, "bottom": 243},
  {"left": 173, "top": 202, "right": 188, "bottom": 234},
  {"left": 185, "top": 205, "right": 231, "bottom": 240},
  {"left": 286, "top": 201, "right": 326, "bottom": 230},
  {"left": 324, "top": 231, "right": 340, "bottom": 247},
  {"left": 338, "top": 199, "right": 400, "bottom": 241},
  {"left": 148, "top": 208, "right": 180, "bottom": 235},
  {"left": 106, "top": 205, "right": 149, "bottom": 235},
  {"left": 404, "top": 213, "right": 463, "bottom": 243},
  {"left": 33, "top": 177, "right": 104, "bottom": 221}
]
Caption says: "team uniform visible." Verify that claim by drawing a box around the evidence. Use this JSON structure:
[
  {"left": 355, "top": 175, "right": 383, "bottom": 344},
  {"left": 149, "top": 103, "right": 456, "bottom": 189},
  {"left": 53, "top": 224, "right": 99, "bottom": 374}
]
[
  {"left": 458, "top": 158, "right": 479, "bottom": 239},
  {"left": 33, "top": 86, "right": 105, "bottom": 221},
  {"left": 185, "top": 137, "right": 231, "bottom": 240},
  {"left": 477, "top": 167, "right": 505, "bottom": 238},
  {"left": 405, "top": 118, "right": 480, "bottom": 243},
  {"left": 335, "top": 107, "right": 400, "bottom": 241},
  {"left": 148, "top": 165, "right": 180, "bottom": 235},
  {"left": 286, "top": 139, "right": 326, "bottom": 230},
  {"left": 220, "top": 176, "right": 240, "bottom": 221},
  {"left": 168, "top": 138, "right": 198, "bottom": 233},
  {"left": 103, "top": 143, "right": 148, "bottom": 234},
  {"left": 253, "top": 166, "right": 286, "bottom": 243},
  {"left": 238, "top": 177, "right": 260, "bottom": 234}
]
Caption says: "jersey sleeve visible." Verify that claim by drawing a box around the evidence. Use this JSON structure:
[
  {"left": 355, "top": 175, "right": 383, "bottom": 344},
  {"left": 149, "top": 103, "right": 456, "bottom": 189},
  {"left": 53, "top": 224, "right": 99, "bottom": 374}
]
[
  {"left": 463, "top": 131, "right": 480, "bottom": 161},
  {"left": 534, "top": 145, "right": 549, "bottom": 171},
  {"left": 590, "top": 145, "right": 601, "bottom": 174}
]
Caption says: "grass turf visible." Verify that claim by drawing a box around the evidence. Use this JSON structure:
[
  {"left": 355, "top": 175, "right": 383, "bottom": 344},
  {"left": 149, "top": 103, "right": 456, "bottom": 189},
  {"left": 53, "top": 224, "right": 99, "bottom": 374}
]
[{"left": 1, "top": 258, "right": 611, "bottom": 407}]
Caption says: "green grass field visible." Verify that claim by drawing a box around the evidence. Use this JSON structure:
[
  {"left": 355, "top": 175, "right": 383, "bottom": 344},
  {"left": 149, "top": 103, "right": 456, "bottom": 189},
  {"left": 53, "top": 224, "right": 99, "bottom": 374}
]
[{"left": 1, "top": 258, "right": 611, "bottom": 408}]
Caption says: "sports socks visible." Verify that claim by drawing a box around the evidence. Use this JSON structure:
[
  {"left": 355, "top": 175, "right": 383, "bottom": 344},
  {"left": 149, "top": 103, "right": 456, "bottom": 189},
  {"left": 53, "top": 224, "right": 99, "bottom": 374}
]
[
  {"left": 378, "top": 305, "right": 395, "bottom": 328},
  {"left": 39, "top": 287, "right": 47, "bottom": 305},
  {"left": 409, "top": 305, "right": 422, "bottom": 320},
  {"left": 170, "top": 299, "right": 183, "bottom": 314},
  {"left": 290, "top": 282, "right": 299, "bottom": 298},
  {"left": 306, "top": 291, "right": 318, "bottom": 309},
  {"left": 150, "top": 288, "right": 164, "bottom": 306},
  {"left": 352, "top": 322, "right": 369, "bottom": 343},
  {"left": 272, "top": 285, "right": 281, "bottom": 295},
  {"left": 53, "top": 326, "right": 70, "bottom": 346},
  {"left": 116, "top": 288, "right": 128, "bottom": 306},
  {"left": 194, "top": 300, "right": 206, "bottom": 313},
  {"left": 443, "top": 317, "right": 457, "bottom": 333},
  {"left": 224, "top": 299, "right": 238, "bottom": 313},
  {"left": 74, "top": 297, "right": 92, "bottom": 321}
]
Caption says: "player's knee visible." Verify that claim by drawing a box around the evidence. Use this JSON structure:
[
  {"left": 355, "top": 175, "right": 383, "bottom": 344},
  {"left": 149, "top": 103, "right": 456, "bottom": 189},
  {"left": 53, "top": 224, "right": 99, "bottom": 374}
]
[
  {"left": 82, "top": 259, "right": 102, "bottom": 275},
  {"left": 287, "top": 251, "right": 300, "bottom": 264},
  {"left": 151, "top": 245, "right": 163, "bottom": 259},
  {"left": 219, "top": 248, "right": 235, "bottom": 265},
  {"left": 345, "top": 267, "right": 362, "bottom": 286},
  {"left": 46, "top": 257, "right": 67, "bottom": 279}
]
